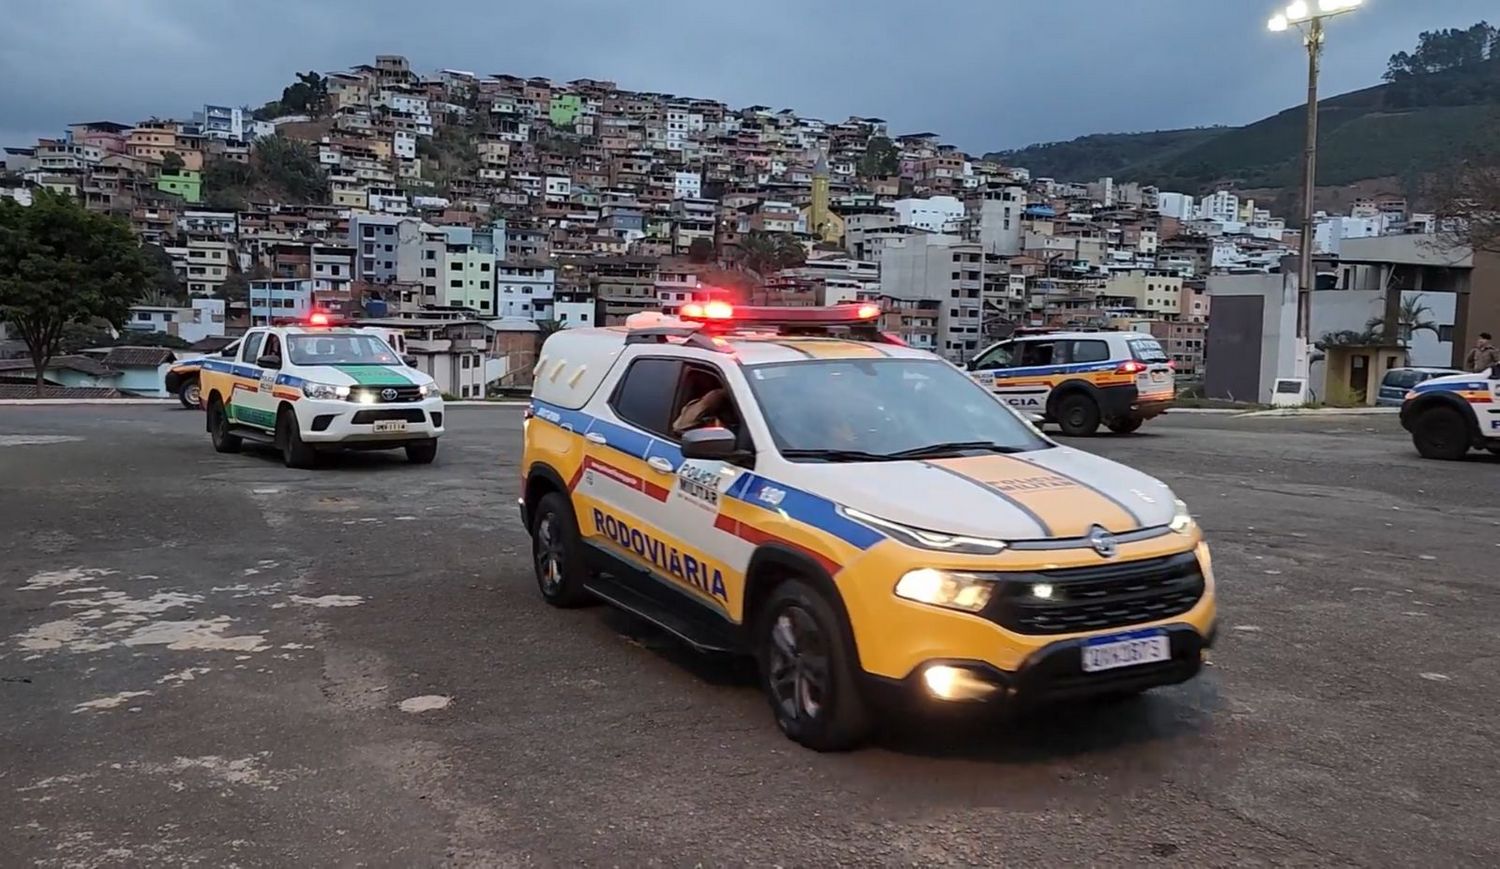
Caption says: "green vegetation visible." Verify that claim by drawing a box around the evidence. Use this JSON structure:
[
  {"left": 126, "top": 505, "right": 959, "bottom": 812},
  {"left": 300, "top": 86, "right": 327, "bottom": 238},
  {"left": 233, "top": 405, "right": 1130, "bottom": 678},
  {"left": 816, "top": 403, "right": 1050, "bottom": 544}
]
[
  {"left": 735, "top": 231, "right": 805, "bottom": 277},
  {"left": 0, "top": 191, "right": 151, "bottom": 391},
  {"left": 686, "top": 237, "right": 716, "bottom": 263},
  {"left": 987, "top": 24, "right": 1500, "bottom": 198},
  {"left": 202, "top": 135, "right": 328, "bottom": 207},
  {"left": 160, "top": 151, "right": 186, "bottom": 176},
  {"left": 252, "top": 71, "right": 329, "bottom": 120},
  {"left": 858, "top": 136, "right": 899, "bottom": 177}
]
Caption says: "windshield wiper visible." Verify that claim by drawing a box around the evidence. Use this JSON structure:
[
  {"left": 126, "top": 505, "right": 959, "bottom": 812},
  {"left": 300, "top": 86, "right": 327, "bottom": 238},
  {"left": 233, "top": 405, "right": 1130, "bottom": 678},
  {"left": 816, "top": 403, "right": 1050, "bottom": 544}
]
[
  {"left": 779, "top": 448, "right": 903, "bottom": 463},
  {"left": 886, "top": 440, "right": 1031, "bottom": 459}
]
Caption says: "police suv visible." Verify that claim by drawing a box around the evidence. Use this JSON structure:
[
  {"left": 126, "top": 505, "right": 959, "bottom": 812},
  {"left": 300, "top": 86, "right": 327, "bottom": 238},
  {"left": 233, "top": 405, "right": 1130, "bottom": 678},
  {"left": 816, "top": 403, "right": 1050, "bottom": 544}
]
[
  {"left": 199, "top": 314, "right": 444, "bottom": 468},
  {"left": 1399, "top": 363, "right": 1500, "bottom": 460},
  {"left": 966, "top": 331, "right": 1175, "bottom": 435},
  {"left": 520, "top": 303, "right": 1218, "bottom": 751}
]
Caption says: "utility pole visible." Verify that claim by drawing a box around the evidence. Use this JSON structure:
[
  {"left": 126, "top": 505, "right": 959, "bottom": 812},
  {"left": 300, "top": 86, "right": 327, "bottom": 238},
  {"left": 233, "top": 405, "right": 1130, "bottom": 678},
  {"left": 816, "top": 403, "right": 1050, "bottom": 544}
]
[{"left": 1297, "top": 15, "right": 1324, "bottom": 347}]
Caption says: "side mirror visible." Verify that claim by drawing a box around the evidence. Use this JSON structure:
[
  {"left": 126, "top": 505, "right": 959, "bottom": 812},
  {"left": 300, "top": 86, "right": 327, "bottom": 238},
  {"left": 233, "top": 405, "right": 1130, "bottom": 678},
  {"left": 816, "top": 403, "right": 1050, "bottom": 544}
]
[
  {"left": 220, "top": 347, "right": 236, "bottom": 358},
  {"left": 1027, "top": 413, "right": 1045, "bottom": 425},
  {"left": 965, "top": 359, "right": 979, "bottom": 371},
  {"left": 681, "top": 426, "right": 738, "bottom": 460},
  {"left": 402, "top": 355, "right": 418, "bottom": 367},
  {"left": 257, "top": 354, "right": 282, "bottom": 369}
]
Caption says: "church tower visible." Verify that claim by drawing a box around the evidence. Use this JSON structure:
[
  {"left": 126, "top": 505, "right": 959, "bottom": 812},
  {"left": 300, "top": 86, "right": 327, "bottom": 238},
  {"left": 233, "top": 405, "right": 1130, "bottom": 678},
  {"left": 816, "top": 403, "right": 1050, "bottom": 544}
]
[{"left": 810, "top": 149, "right": 831, "bottom": 242}]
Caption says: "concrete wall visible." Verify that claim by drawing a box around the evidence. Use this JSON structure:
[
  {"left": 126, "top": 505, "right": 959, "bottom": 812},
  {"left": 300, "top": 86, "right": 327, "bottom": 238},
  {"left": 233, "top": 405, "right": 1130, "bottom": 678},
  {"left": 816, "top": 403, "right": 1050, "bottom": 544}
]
[
  {"left": 1206, "top": 273, "right": 1297, "bottom": 403},
  {"left": 1204, "top": 293, "right": 1265, "bottom": 403}
]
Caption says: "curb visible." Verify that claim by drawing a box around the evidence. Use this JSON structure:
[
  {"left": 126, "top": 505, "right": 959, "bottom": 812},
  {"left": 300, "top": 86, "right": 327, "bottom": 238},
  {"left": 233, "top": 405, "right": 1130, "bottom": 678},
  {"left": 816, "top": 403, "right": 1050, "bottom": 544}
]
[{"left": 1237, "top": 407, "right": 1399, "bottom": 418}]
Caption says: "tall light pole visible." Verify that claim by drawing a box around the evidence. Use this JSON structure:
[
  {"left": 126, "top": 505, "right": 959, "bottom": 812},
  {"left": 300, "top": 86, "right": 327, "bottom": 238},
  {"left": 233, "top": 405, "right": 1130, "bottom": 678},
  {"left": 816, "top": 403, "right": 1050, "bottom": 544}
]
[{"left": 1269, "top": 0, "right": 1362, "bottom": 373}]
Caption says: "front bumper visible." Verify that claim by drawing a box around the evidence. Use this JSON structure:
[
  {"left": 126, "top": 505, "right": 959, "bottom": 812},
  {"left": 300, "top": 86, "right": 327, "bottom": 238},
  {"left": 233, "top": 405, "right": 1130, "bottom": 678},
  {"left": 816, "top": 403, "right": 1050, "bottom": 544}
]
[
  {"left": 865, "top": 621, "right": 1214, "bottom": 709},
  {"left": 294, "top": 397, "right": 446, "bottom": 444}
]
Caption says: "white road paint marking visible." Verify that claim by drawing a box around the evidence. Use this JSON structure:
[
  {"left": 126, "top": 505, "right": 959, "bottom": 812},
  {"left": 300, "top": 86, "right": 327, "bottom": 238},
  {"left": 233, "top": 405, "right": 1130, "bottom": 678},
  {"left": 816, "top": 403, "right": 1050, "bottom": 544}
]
[
  {"left": 0, "top": 435, "right": 83, "bottom": 446},
  {"left": 394, "top": 515, "right": 417, "bottom": 521},
  {"left": 1418, "top": 672, "right": 1452, "bottom": 682},
  {"left": 1232, "top": 625, "right": 1263, "bottom": 633},
  {"left": 121, "top": 617, "right": 269, "bottom": 652},
  {"left": 19, "top": 567, "right": 117, "bottom": 591},
  {"left": 398, "top": 695, "right": 451, "bottom": 713},
  {"left": 74, "top": 691, "right": 152, "bottom": 713},
  {"left": 157, "top": 667, "right": 212, "bottom": 685},
  {"left": 289, "top": 594, "right": 365, "bottom": 608}
]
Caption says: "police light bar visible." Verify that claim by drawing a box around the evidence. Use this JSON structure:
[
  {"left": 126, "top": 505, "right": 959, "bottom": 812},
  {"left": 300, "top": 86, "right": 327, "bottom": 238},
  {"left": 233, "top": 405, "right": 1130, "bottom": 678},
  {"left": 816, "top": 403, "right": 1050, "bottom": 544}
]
[{"left": 676, "top": 302, "right": 882, "bottom": 326}]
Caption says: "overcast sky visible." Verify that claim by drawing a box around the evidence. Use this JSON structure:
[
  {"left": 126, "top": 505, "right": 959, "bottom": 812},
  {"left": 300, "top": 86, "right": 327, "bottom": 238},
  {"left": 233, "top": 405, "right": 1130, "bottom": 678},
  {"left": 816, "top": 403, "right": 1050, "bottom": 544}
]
[{"left": 1, "top": 0, "right": 1493, "bottom": 155}]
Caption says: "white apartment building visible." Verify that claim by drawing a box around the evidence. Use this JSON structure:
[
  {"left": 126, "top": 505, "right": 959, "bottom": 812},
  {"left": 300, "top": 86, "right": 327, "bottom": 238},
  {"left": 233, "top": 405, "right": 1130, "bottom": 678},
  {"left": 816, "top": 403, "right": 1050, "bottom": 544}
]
[
  {"left": 1199, "top": 190, "right": 1240, "bottom": 223},
  {"left": 673, "top": 171, "right": 702, "bottom": 200},
  {"left": 878, "top": 234, "right": 988, "bottom": 361},
  {"left": 889, "top": 196, "right": 964, "bottom": 233},
  {"left": 970, "top": 186, "right": 1025, "bottom": 255},
  {"left": 1156, "top": 192, "right": 1195, "bottom": 221},
  {"left": 497, "top": 264, "right": 555, "bottom": 320}
]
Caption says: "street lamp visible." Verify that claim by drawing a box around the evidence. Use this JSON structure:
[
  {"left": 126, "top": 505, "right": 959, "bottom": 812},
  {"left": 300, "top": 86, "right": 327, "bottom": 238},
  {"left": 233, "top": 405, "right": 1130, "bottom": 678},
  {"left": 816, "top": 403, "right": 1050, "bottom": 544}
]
[{"left": 1268, "top": 0, "right": 1362, "bottom": 375}]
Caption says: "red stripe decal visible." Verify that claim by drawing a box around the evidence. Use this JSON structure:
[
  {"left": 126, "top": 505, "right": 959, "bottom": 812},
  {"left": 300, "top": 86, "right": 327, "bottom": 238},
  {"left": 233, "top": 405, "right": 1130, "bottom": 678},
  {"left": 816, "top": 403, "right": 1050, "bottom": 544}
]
[
  {"left": 642, "top": 480, "right": 671, "bottom": 502},
  {"left": 713, "top": 514, "right": 843, "bottom": 577}
]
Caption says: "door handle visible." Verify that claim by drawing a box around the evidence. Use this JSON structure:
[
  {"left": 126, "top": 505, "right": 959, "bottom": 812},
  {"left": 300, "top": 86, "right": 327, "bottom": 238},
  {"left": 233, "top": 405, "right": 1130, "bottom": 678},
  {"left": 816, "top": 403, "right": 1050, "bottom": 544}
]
[
  {"left": 647, "top": 457, "right": 674, "bottom": 473},
  {"left": 584, "top": 432, "right": 607, "bottom": 445}
]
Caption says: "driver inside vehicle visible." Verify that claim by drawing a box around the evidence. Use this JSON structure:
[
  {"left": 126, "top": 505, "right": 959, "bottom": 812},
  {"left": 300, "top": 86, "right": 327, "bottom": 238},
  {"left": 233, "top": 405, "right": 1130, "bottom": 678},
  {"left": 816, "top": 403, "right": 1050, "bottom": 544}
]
[{"left": 672, "top": 372, "right": 734, "bottom": 435}]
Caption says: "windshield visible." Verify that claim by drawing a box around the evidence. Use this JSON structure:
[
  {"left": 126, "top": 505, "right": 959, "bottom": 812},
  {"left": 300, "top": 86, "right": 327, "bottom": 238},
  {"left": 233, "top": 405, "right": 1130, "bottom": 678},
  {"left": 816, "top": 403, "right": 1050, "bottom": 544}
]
[
  {"left": 287, "top": 333, "right": 402, "bottom": 366},
  {"left": 745, "top": 358, "right": 1049, "bottom": 459}
]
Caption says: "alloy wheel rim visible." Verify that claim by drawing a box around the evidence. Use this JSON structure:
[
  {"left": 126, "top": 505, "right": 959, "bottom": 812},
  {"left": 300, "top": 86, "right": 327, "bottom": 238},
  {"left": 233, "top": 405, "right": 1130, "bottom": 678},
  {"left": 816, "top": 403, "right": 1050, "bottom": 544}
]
[
  {"left": 767, "top": 605, "right": 828, "bottom": 722},
  {"left": 187, "top": 383, "right": 201, "bottom": 405},
  {"left": 536, "top": 515, "right": 563, "bottom": 593}
]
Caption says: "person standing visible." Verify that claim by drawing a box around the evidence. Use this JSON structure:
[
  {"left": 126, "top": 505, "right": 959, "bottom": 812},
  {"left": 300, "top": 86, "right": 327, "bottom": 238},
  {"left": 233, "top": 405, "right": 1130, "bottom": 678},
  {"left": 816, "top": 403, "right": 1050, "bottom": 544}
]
[{"left": 1465, "top": 332, "right": 1500, "bottom": 373}]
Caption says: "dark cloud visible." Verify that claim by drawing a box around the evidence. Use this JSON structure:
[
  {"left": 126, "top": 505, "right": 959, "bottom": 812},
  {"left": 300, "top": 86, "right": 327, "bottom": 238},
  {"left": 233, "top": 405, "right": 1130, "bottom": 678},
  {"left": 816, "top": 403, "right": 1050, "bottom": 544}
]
[{"left": 1, "top": 0, "right": 1493, "bottom": 154}]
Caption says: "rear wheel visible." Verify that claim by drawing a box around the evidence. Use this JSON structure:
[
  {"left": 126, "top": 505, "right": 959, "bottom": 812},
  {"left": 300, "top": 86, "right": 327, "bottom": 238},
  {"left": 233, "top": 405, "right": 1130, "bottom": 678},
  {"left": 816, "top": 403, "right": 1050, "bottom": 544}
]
[
  {"left": 277, "top": 408, "right": 318, "bottom": 469},
  {"left": 208, "top": 397, "right": 241, "bottom": 453},
  {"left": 756, "top": 579, "right": 872, "bottom": 752},
  {"left": 1411, "top": 406, "right": 1470, "bottom": 461},
  {"left": 177, "top": 378, "right": 200, "bottom": 410},
  {"left": 1055, "top": 393, "right": 1101, "bottom": 437},
  {"left": 1107, "top": 418, "right": 1143, "bottom": 435},
  {"left": 531, "top": 492, "right": 593, "bottom": 607},
  {"left": 405, "top": 439, "right": 438, "bottom": 464}
]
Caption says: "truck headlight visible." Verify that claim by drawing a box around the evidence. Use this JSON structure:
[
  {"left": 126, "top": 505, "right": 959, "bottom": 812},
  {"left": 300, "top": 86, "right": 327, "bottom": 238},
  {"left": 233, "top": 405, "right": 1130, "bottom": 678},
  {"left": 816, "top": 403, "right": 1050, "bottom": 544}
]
[
  {"left": 1169, "top": 498, "right": 1194, "bottom": 534},
  {"left": 894, "top": 568, "right": 996, "bottom": 613},
  {"left": 302, "top": 381, "right": 350, "bottom": 400},
  {"left": 839, "top": 506, "right": 1007, "bottom": 555},
  {"left": 419, "top": 382, "right": 441, "bottom": 399}
]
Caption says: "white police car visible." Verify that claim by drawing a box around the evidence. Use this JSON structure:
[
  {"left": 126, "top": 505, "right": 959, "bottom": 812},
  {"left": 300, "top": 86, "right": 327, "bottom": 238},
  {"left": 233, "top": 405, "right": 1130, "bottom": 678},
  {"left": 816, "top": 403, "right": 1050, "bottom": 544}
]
[
  {"left": 199, "top": 315, "right": 445, "bottom": 467},
  {"left": 1399, "top": 363, "right": 1500, "bottom": 460}
]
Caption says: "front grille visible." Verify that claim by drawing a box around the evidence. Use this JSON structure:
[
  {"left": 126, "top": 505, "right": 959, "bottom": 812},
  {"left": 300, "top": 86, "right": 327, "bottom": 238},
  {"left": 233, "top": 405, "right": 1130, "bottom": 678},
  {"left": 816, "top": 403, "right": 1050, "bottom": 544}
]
[
  {"left": 350, "top": 385, "right": 423, "bottom": 403},
  {"left": 984, "top": 552, "right": 1204, "bottom": 635},
  {"left": 351, "top": 408, "right": 426, "bottom": 424}
]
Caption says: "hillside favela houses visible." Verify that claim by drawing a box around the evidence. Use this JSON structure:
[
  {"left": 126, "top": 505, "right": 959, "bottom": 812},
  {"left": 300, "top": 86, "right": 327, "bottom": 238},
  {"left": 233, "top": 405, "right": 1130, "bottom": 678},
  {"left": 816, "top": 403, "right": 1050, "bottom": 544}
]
[{"left": 1, "top": 49, "right": 1495, "bottom": 401}]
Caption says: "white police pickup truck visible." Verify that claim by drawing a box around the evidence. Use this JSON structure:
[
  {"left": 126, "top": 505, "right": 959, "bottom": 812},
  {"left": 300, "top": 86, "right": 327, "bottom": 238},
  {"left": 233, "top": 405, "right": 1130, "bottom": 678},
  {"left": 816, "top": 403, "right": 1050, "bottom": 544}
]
[
  {"left": 1399, "top": 364, "right": 1500, "bottom": 460},
  {"left": 199, "top": 320, "right": 444, "bottom": 468}
]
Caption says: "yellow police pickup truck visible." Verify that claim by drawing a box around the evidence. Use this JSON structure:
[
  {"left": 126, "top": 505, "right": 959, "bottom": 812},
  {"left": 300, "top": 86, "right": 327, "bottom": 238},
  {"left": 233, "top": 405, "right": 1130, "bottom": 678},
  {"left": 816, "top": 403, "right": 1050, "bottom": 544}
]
[{"left": 520, "top": 303, "right": 1217, "bottom": 751}]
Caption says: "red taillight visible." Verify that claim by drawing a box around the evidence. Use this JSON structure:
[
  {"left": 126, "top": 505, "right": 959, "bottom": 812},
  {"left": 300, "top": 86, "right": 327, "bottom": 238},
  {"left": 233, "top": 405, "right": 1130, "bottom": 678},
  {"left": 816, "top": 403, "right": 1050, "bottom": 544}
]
[
  {"left": 1116, "top": 360, "right": 1148, "bottom": 375},
  {"left": 1167, "top": 359, "right": 1177, "bottom": 371}
]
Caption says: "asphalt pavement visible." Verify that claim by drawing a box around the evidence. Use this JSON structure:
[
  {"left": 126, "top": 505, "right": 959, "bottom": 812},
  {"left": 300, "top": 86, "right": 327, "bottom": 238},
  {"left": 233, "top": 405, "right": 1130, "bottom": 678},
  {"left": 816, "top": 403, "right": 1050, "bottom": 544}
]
[{"left": 2, "top": 405, "right": 1498, "bottom": 867}]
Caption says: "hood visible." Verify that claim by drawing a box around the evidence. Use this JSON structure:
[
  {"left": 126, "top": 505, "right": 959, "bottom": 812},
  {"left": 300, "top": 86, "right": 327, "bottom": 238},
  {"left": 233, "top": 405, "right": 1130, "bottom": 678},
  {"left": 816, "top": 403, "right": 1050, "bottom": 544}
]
[
  {"left": 791, "top": 446, "right": 1176, "bottom": 541},
  {"left": 299, "top": 363, "right": 431, "bottom": 388},
  {"left": 1415, "top": 371, "right": 1494, "bottom": 391}
]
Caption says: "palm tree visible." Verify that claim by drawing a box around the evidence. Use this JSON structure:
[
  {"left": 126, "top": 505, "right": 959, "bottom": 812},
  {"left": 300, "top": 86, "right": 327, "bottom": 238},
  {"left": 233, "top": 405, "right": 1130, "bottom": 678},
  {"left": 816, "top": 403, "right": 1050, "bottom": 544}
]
[
  {"left": 736, "top": 231, "right": 806, "bottom": 278},
  {"left": 1367, "top": 293, "right": 1439, "bottom": 347}
]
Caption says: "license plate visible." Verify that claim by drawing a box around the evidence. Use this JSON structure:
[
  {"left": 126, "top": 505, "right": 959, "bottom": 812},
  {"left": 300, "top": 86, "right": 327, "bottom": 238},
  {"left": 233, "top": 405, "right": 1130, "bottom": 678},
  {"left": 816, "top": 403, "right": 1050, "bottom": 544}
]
[
  {"left": 372, "top": 420, "right": 408, "bottom": 433},
  {"left": 1081, "top": 629, "right": 1170, "bottom": 673},
  {"left": 1150, "top": 372, "right": 1168, "bottom": 382}
]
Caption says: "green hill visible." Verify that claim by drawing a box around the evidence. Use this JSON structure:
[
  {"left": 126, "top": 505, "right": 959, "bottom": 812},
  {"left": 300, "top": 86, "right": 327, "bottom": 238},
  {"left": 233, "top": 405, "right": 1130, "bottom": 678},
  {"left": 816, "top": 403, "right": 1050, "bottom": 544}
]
[{"left": 985, "top": 54, "right": 1500, "bottom": 195}]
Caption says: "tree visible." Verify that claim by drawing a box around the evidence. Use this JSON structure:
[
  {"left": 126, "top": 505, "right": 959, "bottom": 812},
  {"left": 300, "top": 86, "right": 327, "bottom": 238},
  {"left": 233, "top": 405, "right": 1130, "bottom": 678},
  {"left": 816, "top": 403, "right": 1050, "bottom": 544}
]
[
  {"left": 252, "top": 135, "right": 328, "bottom": 203},
  {"left": 859, "top": 136, "right": 899, "bottom": 178},
  {"left": 737, "top": 231, "right": 806, "bottom": 277},
  {"left": 217, "top": 270, "right": 249, "bottom": 303},
  {"left": 1427, "top": 120, "right": 1500, "bottom": 255},
  {"left": 160, "top": 151, "right": 186, "bottom": 176},
  {"left": 0, "top": 191, "right": 151, "bottom": 392},
  {"left": 1367, "top": 293, "right": 1439, "bottom": 347},
  {"left": 140, "top": 243, "right": 186, "bottom": 303},
  {"left": 686, "top": 236, "right": 716, "bottom": 264}
]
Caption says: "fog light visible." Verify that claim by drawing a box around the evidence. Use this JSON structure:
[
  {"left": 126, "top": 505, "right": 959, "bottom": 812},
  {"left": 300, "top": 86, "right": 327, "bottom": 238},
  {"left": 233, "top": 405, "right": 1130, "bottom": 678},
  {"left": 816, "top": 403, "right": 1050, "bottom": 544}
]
[{"left": 921, "top": 665, "right": 1000, "bottom": 701}]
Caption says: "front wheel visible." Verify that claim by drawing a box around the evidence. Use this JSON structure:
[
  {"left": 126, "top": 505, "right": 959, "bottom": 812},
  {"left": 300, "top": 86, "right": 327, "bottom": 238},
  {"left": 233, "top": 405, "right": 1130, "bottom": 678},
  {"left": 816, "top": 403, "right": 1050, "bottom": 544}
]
[
  {"left": 277, "top": 408, "right": 318, "bottom": 469},
  {"left": 531, "top": 492, "right": 593, "bottom": 607},
  {"left": 1411, "top": 406, "right": 1470, "bottom": 461},
  {"left": 757, "top": 579, "right": 872, "bottom": 752},
  {"left": 178, "top": 378, "right": 201, "bottom": 410},
  {"left": 405, "top": 439, "right": 438, "bottom": 464},
  {"left": 208, "top": 398, "right": 241, "bottom": 453},
  {"left": 1107, "top": 418, "right": 1143, "bottom": 435},
  {"left": 1055, "top": 394, "right": 1101, "bottom": 437}
]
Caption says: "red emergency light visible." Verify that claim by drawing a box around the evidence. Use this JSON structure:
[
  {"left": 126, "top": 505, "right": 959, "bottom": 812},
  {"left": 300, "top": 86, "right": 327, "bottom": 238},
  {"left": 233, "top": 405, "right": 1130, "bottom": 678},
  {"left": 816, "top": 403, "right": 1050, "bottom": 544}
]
[
  {"left": 676, "top": 302, "right": 883, "bottom": 327},
  {"left": 308, "top": 311, "right": 332, "bottom": 326}
]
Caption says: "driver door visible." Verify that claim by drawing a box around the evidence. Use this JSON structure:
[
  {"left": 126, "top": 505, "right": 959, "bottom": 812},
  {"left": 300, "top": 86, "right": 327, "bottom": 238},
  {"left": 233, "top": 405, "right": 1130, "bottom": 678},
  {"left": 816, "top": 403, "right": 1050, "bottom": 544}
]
[{"left": 235, "top": 331, "right": 280, "bottom": 431}]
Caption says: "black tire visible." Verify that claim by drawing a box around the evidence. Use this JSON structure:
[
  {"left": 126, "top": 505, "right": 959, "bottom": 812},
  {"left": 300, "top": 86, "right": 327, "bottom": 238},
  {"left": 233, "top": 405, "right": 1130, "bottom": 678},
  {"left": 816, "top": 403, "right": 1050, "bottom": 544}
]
[
  {"left": 756, "top": 579, "right": 872, "bottom": 752},
  {"left": 1106, "top": 417, "right": 1143, "bottom": 435},
  {"left": 208, "top": 397, "right": 241, "bottom": 453},
  {"left": 1055, "top": 393, "right": 1101, "bottom": 437},
  {"left": 177, "top": 377, "right": 201, "bottom": 410},
  {"left": 277, "top": 408, "right": 317, "bottom": 469},
  {"left": 405, "top": 439, "right": 438, "bottom": 464},
  {"left": 531, "top": 492, "right": 593, "bottom": 608},
  {"left": 1487, "top": 447, "right": 1500, "bottom": 456},
  {"left": 1411, "top": 406, "right": 1470, "bottom": 461}
]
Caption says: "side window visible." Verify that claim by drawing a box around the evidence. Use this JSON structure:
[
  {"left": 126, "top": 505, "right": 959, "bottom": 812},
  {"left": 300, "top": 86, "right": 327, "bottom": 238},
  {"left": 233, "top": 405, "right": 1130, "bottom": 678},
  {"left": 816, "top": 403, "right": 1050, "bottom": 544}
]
[
  {"left": 262, "top": 333, "right": 282, "bottom": 361},
  {"left": 1017, "top": 341, "right": 1057, "bottom": 367},
  {"left": 669, "top": 364, "right": 741, "bottom": 440},
  {"left": 610, "top": 358, "right": 684, "bottom": 437},
  {"left": 1070, "top": 340, "right": 1110, "bottom": 364},
  {"left": 240, "top": 332, "right": 265, "bottom": 364},
  {"left": 970, "top": 342, "right": 1014, "bottom": 371}
]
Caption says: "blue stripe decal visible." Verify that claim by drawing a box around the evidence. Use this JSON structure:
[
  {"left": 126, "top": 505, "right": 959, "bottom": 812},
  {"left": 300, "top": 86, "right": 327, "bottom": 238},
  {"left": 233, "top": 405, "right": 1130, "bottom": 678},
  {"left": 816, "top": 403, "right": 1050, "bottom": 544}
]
[
  {"left": 1002, "top": 361, "right": 1118, "bottom": 377},
  {"left": 1413, "top": 380, "right": 1488, "bottom": 394},
  {"left": 530, "top": 398, "right": 884, "bottom": 550}
]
